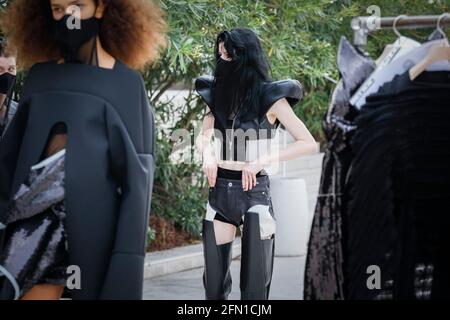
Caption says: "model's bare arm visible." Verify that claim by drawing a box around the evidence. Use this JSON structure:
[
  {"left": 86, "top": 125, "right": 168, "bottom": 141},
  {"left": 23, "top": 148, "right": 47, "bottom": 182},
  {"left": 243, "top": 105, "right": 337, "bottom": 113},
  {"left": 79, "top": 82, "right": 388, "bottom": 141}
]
[
  {"left": 262, "top": 98, "right": 317, "bottom": 163},
  {"left": 196, "top": 109, "right": 218, "bottom": 187},
  {"left": 242, "top": 98, "right": 318, "bottom": 190}
]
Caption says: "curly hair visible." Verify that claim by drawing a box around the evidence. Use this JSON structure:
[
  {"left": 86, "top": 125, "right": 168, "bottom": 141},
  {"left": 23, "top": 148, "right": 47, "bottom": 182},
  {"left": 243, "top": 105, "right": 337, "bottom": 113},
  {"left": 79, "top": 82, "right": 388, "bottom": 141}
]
[
  {"left": 0, "top": 37, "right": 16, "bottom": 57},
  {"left": 0, "top": 0, "right": 167, "bottom": 70}
]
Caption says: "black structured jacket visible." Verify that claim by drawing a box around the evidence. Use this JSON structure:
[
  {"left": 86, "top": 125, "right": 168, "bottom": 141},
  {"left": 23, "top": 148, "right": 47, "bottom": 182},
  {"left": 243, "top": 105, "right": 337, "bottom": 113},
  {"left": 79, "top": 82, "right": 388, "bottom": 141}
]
[{"left": 0, "top": 61, "right": 155, "bottom": 300}]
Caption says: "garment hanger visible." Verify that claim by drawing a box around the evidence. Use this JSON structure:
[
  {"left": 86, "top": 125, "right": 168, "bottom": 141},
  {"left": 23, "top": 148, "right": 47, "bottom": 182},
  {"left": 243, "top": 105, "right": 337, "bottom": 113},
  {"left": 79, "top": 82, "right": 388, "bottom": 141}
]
[
  {"left": 375, "top": 15, "right": 420, "bottom": 67},
  {"left": 350, "top": 15, "right": 421, "bottom": 107},
  {"left": 409, "top": 13, "right": 450, "bottom": 80}
]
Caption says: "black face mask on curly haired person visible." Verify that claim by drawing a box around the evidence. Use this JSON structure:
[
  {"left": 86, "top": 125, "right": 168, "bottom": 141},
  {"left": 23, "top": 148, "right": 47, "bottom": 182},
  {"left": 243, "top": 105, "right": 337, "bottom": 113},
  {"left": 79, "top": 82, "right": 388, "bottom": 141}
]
[{"left": 53, "top": 14, "right": 100, "bottom": 64}]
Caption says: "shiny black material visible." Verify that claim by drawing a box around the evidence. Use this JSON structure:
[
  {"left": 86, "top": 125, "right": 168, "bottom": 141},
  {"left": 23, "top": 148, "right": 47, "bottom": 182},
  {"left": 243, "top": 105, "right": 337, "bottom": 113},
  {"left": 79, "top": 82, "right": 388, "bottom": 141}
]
[
  {"left": 0, "top": 205, "right": 68, "bottom": 300},
  {"left": 208, "top": 175, "right": 274, "bottom": 227},
  {"left": 305, "top": 36, "right": 450, "bottom": 300},
  {"left": 0, "top": 61, "right": 155, "bottom": 299},
  {"left": 0, "top": 152, "right": 67, "bottom": 299},
  {"left": 304, "top": 36, "right": 375, "bottom": 300},
  {"left": 345, "top": 71, "right": 450, "bottom": 299},
  {"left": 240, "top": 211, "right": 274, "bottom": 300},
  {"left": 195, "top": 76, "right": 303, "bottom": 161},
  {"left": 203, "top": 175, "right": 276, "bottom": 300},
  {"left": 202, "top": 221, "right": 233, "bottom": 300}
]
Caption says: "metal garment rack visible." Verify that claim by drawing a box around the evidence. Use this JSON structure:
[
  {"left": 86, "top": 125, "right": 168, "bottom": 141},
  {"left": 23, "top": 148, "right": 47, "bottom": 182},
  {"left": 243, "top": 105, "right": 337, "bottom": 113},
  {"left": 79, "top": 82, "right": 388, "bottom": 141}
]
[{"left": 351, "top": 15, "right": 450, "bottom": 50}]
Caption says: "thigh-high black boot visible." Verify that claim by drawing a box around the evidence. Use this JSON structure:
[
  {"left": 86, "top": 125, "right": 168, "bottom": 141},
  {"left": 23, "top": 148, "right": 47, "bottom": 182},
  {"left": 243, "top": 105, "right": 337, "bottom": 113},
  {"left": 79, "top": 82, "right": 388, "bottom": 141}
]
[
  {"left": 240, "top": 211, "right": 275, "bottom": 300},
  {"left": 202, "top": 219, "right": 233, "bottom": 300}
]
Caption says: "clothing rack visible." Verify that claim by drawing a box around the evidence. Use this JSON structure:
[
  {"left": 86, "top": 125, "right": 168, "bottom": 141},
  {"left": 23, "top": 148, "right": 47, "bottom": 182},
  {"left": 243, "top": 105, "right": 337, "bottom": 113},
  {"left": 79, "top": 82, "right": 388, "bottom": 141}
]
[{"left": 351, "top": 14, "right": 450, "bottom": 49}]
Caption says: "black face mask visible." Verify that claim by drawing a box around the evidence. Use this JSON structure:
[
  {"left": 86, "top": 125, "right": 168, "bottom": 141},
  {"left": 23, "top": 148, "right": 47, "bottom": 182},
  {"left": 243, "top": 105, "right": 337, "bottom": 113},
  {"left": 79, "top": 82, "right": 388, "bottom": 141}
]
[
  {"left": 213, "top": 58, "right": 242, "bottom": 128},
  {"left": 215, "top": 58, "right": 240, "bottom": 78},
  {"left": 0, "top": 72, "right": 16, "bottom": 95},
  {"left": 53, "top": 14, "right": 100, "bottom": 62}
]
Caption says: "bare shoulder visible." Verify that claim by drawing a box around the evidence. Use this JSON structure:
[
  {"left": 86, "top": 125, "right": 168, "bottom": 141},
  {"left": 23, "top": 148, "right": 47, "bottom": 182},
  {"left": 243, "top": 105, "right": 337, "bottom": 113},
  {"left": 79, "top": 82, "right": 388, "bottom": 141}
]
[{"left": 268, "top": 98, "right": 292, "bottom": 114}]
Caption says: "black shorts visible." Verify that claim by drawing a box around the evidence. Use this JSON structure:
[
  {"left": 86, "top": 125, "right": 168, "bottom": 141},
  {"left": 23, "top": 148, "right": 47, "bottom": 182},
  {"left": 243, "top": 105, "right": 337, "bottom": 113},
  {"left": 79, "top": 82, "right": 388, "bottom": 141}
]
[{"left": 208, "top": 174, "right": 275, "bottom": 227}]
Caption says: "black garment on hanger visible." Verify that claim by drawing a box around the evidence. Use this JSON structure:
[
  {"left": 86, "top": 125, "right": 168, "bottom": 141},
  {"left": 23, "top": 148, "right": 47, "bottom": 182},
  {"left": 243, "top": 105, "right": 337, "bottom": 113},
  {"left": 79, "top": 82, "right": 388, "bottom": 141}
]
[
  {"left": 345, "top": 71, "right": 450, "bottom": 300},
  {"left": 304, "top": 36, "right": 375, "bottom": 300},
  {"left": 306, "top": 33, "right": 450, "bottom": 301}
]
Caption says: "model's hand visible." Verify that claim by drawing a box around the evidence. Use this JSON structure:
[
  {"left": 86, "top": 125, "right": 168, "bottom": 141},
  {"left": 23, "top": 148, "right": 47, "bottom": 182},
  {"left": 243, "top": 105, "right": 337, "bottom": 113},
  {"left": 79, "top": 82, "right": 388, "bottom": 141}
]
[
  {"left": 242, "top": 162, "right": 264, "bottom": 191},
  {"left": 203, "top": 153, "right": 218, "bottom": 187}
]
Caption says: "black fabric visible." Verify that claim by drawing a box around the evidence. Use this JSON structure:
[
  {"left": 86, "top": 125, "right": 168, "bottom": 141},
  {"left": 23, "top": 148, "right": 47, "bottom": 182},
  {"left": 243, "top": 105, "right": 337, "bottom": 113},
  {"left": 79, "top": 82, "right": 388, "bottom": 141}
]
[
  {"left": 53, "top": 15, "right": 100, "bottom": 64},
  {"left": 195, "top": 76, "right": 303, "bottom": 162},
  {"left": 217, "top": 167, "right": 267, "bottom": 180},
  {"left": 305, "top": 36, "right": 450, "bottom": 300},
  {"left": 344, "top": 71, "right": 450, "bottom": 300},
  {"left": 202, "top": 221, "right": 233, "bottom": 300},
  {"left": 49, "top": 122, "right": 68, "bottom": 136},
  {"left": 208, "top": 175, "right": 274, "bottom": 227},
  {"left": 0, "top": 205, "right": 68, "bottom": 300},
  {"left": 304, "top": 36, "right": 375, "bottom": 300},
  {"left": 0, "top": 60, "right": 155, "bottom": 300},
  {"left": 240, "top": 212, "right": 275, "bottom": 300},
  {"left": 0, "top": 99, "right": 17, "bottom": 137},
  {"left": 0, "top": 73, "right": 16, "bottom": 95},
  {"left": 212, "top": 58, "right": 242, "bottom": 130}
]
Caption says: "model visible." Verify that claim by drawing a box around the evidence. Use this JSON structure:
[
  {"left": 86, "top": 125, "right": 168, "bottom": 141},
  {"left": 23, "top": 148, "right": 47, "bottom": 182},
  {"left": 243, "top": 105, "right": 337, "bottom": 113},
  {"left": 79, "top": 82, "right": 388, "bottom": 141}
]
[
  {"left": 0, "top": 0, "right": 166, "bottom": 300},
  {"left": 195, "top": 28, "right": 317, "bottom": 300}
]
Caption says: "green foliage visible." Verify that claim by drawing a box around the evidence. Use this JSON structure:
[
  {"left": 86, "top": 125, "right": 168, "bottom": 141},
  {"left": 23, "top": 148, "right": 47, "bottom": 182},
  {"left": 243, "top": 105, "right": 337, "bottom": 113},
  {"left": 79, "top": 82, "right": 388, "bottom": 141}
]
[{"left": 151, "top": 125, "right": 206, "bottom": 237}]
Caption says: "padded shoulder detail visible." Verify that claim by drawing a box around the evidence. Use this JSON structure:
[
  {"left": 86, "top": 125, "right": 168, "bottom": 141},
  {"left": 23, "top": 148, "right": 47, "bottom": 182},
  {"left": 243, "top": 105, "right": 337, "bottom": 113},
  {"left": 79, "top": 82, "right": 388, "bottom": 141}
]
[
  {"left": 261, "top": 79, "right": 303, "bottom": 114},
  {"left": 195, "top": 75, "right": 215, "bottom": 109}
]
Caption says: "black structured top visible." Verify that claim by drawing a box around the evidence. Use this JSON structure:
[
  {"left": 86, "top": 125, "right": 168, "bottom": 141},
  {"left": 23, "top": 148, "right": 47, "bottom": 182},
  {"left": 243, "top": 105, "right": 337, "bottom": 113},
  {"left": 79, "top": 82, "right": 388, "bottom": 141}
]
[{"left": 195, "top": 76, "right": 303, "bottom": 162}]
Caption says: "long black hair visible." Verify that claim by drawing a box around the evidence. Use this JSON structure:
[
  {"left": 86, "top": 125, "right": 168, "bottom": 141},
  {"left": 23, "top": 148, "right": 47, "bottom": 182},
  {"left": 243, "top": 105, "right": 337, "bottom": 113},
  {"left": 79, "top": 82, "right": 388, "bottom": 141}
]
[{"left": 214, "top": 28, "right": 271, "bottom": 120}]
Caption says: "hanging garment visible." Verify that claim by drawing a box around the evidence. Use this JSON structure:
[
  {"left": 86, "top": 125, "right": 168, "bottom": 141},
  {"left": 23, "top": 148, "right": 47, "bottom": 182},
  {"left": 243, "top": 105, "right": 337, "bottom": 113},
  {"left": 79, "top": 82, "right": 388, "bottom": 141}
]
[
  {"left": 304, "top": 37, "right": 375, "bottom": 300},
  {"left": 350, "top": 39, "right": 450, "bottom": 109},
  {"left": 345, "top": 70, "right": 450, "bottom": 300}
]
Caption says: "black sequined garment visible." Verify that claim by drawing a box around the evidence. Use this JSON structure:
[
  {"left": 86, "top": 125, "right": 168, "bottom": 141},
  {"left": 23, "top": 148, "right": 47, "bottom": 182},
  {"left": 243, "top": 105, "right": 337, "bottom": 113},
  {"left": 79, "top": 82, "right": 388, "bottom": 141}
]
[
  {"left": 304, "top": 37, "right": 375, "bottom": 300},
  {"left": 0, "top": 151, "right": 68, "bottom": 300}
]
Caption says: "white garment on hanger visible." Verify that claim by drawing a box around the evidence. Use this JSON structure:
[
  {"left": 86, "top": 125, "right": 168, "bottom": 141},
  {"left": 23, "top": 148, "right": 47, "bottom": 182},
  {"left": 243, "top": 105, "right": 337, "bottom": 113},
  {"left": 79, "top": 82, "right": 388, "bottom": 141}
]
[
  {"left": 351, "top": 36, "right": 420, "bottom": 108},
  {"left": 375, "top": 36, "right": 421, "bottom": 69},
  {"left": 350, "top": 39, "right": 450, "bottom": 109}
]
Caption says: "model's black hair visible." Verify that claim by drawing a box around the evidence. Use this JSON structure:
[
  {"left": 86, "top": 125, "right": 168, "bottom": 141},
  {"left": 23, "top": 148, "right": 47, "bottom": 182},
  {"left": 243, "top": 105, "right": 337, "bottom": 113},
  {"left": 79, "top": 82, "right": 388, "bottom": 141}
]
[{"left": 214, "top": 28, "right": 271, "bottom": 119}]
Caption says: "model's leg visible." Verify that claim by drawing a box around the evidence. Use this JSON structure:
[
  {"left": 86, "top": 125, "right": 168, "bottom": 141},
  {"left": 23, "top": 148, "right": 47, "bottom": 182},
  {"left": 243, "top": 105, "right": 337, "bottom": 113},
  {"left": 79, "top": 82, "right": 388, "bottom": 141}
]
[
  {"left": 202, "top": 202, "right": 236, "bottom": 300},
  {"left": 240, "top": 204, "right": 276, "bottom": 300},
  {"left": 20, "top": 284, "right": 65, "bottom": 300}
]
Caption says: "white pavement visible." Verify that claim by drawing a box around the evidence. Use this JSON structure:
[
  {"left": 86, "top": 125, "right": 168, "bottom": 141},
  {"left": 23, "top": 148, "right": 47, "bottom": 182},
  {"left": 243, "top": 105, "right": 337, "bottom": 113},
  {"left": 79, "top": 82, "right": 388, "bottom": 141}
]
[{"left": 143, "top": 256, "right": 305, "bottom": 300}]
